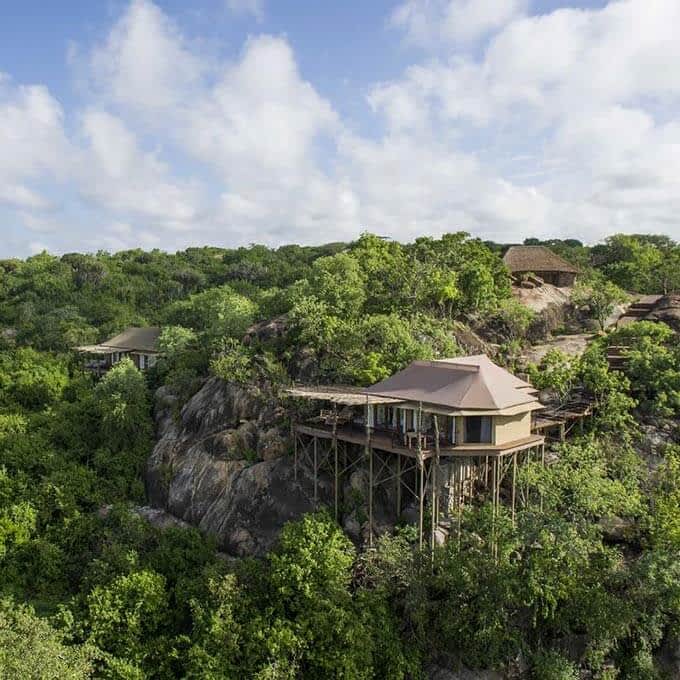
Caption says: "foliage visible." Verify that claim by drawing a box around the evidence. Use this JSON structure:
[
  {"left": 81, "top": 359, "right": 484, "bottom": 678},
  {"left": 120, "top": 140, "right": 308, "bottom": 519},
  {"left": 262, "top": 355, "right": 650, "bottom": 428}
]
[
  {"left": 604, "top": 322, "right": 680, "bottom": 417},
  {"left": 527, "top": 349, "right": 578, "bottom": 404},
  {"left": 210, "top": 339, "right": 255, "bottom": 385},
  {"left": 0, "top": 233, "right": 678, "bottom": 678},
  {"left": 571, "top": 275, "right": 627, "bottom": 329},
  {"left": 165, "top": 285, "right": 257, "bottom": 348},
  {"left": 592, "top": 234, "right": 680, "bottom": 294},
  {"left": 93, "top": 358, "right": 151, "bottom": 450},
  {"left": 649, "top": 445, "right": 680, "bottom": 550},
  {"left": 0, "top": 348, "right": 69, "bottom": 410},
  {"left": 488, "top": 297, "right": 536, "bottom": 342},
  {"left": 0, "top": 598, "right": 95, "bottom": 679}
]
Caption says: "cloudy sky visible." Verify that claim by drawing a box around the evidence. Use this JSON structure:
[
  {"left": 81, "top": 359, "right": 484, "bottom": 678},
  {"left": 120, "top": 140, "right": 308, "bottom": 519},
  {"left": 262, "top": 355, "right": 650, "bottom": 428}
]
[{"left": 1, "top": 0, "right": 679, "bottom": 256}]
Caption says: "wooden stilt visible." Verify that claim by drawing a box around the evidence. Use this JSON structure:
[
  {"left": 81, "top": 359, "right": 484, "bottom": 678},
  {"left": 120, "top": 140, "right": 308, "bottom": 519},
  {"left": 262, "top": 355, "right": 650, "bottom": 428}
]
[
  {"left": 365, "top": 397, "right": 373, "bottom": 549},
  {"left": 313, "top": 436, "right": 318, "bottom": 504},
  {"left": 294, "top": 431, "right": 298, "bottom": 481},
  {"left": 418, "top": 458, "right": 424, "bottom": 551},
  {"left": 540, "top": 443, "right": 545, "bottom": 512},
  {"left": 511, "top": 451, "right": 517, "bottom": 525},
  {"left": 369, "top": 446, "right": 374, "bottom": 549},
  {"left": 432, "top": 416, "right": 440, "bottom": 552},
  {"left": 457, "top": 460, "right": 462, "bottom": 546},
  {"left": 417, "top": 401, "right": 424, "bottom": 551},
  {"left": 333, "top": 437, "right": 339, "bottom": 521},
  {"left": 396, "top": 454, "right": 401, "bottom": 520}
]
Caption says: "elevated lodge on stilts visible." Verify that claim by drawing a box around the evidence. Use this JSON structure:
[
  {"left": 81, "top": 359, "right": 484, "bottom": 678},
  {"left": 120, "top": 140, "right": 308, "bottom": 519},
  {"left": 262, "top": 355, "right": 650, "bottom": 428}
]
[{"left": 287, "top": 355, "right": 548, "bottom": 551}]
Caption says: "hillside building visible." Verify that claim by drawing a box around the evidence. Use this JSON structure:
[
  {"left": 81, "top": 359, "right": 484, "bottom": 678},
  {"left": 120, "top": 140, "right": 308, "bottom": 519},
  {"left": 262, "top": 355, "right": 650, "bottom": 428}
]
[
  {"left": 503, "top": 245, "right": 579, "bottom": 287},
  {"left": 76, "top": 327, "right": 162, "bottom": 373},
  {"left": 288, "top": 355, "right": 546, "bottom": 549}
]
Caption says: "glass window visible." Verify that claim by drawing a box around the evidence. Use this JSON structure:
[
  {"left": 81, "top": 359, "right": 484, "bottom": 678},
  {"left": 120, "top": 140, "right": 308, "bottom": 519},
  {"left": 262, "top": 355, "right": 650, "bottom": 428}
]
[{"left": 465, "top": 416, "right": 492, "bottom": 443}]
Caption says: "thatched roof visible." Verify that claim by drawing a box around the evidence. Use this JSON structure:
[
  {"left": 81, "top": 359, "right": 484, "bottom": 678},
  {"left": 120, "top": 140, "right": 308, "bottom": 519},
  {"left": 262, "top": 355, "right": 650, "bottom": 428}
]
[
  {"left": 503, "top": 246, "right": 579, "bottom": 274},
  {"left": 367, "top": 355, "right": 540, "bottom": 411},
  {"left": 77, "top": 327, "right": 161, "bottom": 354},
  {"left": 286, "top": 385, "right": 404, "bottom": 406}
]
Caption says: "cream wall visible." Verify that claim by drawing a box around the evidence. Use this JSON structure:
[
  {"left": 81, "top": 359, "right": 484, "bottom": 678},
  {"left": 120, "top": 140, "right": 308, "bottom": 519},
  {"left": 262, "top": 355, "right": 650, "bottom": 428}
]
[{"left": 493, "top": 411, "right": 532, "bottom": 445}]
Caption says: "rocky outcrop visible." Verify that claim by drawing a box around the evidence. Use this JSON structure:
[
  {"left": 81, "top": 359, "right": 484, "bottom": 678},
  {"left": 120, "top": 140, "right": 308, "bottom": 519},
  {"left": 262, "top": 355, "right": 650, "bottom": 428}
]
[
  {"left": 146, "top": 378, "right": 326, "bottom": 556},
  {"left": 243, "top": 315, "right": 289, "bottom": 346},
  {"left": 646, "top": 294, "right": 680, "bottom": 333}
]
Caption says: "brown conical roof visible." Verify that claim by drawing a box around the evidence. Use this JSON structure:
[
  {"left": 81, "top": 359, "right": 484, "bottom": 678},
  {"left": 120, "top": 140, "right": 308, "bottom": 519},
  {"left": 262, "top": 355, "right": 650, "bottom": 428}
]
[
  {"left": 366, "top": 355, "right": 538, "bottom": 410},
  {"left": 503, "top": 245, "right": 579, "bottom": 274}
]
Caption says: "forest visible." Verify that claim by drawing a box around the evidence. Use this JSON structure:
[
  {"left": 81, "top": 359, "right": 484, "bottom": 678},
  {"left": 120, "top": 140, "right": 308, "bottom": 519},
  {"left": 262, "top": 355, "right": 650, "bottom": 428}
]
[{"left": 0, "top": 232, "right": 679, "bottom": 679}]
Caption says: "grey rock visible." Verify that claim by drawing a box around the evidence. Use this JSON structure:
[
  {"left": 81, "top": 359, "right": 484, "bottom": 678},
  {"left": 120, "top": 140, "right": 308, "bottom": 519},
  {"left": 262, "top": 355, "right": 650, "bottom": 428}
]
[{"left": 146, "top": 377, "right": 324, "bottom": 556}]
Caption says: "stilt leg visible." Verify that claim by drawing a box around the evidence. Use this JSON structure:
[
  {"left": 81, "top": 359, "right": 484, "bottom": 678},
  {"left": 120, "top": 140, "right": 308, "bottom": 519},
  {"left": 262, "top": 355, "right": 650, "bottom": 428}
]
[
  {"left": 418, "top": 459, "right": 424, "bottom": 551},
  {"left": 313, "top": 436, "right": 318, "bottom": 504},
  {"left": 368, "top": 446, "right": 374, "bottom": 549},
  {"left": 334, "top": 436, "right": 339, "bottom": 521},
  {"left": 294, "top": 432, "right": 298, "bottom": 482},
  {"left": 512, "top": 452, "right": 517, "bottom": 525},
  {"left": 396, "top": 454, "right": 401, "bottom": 520}
]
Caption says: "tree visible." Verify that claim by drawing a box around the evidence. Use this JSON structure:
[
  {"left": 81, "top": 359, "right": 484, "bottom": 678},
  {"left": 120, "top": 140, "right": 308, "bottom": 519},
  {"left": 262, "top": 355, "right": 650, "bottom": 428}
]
[
  {"left": 305, "top": 253, "right": 366, "bottom": 319},
  {"left": 572, "top": 276, "right": 627, "bottom": 329},
  {"left": 93, "top": 358, "right": 151, "bottom": 450},
  {"left": 85, "top": 569, "right": 170, "bottom": 673},
  {"left": 528, "top": 349, "right": 578, "bottom": 405},
  {"left": 0, "top": 349, "right": 69, "bottom": 410},
  {"left": 0, "top": 598, "right": 94, "bottom": 679},
  {"left": 166, "top": 285, "right": 257, "bottom": 347}
]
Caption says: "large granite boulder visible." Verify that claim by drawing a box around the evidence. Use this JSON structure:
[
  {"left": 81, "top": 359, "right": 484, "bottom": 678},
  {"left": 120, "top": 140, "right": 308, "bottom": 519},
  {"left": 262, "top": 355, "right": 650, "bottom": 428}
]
[
  {"left": 646, "top": 294, "right": 680, "bottom": 333},
  {"left": 146, "top": 378, "right": 328, "bottom": 556}
]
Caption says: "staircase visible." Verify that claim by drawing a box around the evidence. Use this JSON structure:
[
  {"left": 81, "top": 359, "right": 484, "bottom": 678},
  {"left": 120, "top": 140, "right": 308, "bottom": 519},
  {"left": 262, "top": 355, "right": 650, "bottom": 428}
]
[{"left": 616, "top": 294, "right": 663, "bottom": 327}]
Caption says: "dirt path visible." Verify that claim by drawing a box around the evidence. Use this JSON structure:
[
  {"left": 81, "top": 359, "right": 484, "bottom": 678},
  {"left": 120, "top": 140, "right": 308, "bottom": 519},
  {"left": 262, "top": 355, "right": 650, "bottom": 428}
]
[{"left": 523, "top": 333, "right": 594, "bottom": 364}]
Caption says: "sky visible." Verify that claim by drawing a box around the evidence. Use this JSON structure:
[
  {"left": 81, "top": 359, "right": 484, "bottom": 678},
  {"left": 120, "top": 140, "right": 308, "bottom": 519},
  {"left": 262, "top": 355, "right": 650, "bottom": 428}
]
[{"left": 1, "top": 0, "right": 679, "bottom": 257}]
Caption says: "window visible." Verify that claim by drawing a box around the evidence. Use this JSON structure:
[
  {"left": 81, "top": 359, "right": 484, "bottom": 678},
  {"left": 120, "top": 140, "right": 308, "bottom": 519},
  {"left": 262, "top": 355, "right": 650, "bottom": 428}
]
[{"left": 465, "top": 416, "right": 492, "bottom": 444}]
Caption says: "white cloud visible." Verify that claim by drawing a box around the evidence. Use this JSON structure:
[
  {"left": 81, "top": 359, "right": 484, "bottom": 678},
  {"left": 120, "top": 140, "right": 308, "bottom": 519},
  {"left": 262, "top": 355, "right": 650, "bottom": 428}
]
[
  {"left": 226, "top": 0, "right": 264, "bottom": 22},
  {"left": 77, "top": 109, "right": 202, "bottom": 227},
  {"left": 88, "top": 0, "right": 203, "bottom": 117},
  {"left": 0, "top": 78, "right": 71, "bottom": 182},
  {"left": 372, "top": 0, "right": 680, "bottom": 241},
  {"left": 0, "top": 185, "right": 51, "bottom": 211},
  {"left": 391, "top": 0, "right": 527, "bottom": 47},
  {"left": 3, "top": 0, "right": 680, "bottom": 255}
]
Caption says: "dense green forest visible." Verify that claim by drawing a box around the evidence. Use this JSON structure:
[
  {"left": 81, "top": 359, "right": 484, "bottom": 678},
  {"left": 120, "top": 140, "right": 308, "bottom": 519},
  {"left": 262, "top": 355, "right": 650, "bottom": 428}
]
[{"left": 0, "top": 232, "right": 679, "bottom": 679}]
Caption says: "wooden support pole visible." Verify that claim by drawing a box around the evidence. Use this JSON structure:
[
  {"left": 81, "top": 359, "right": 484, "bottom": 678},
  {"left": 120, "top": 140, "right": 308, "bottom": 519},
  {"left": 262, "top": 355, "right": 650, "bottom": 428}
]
[
  {"left": 417, "top": 401, "right": 424, "bottom": 551},
  {"left": 333, "top": 436, "right": 339, "bottom": 521},
  {"left": 293, "top": 431, "right": 298, "bottom": 481},
  {"left": 396, "top": 454, "right": 401, "bottom": 520},
  {"left": 369, "top": 445, "right": 374, "bottom": 549},
  {"left": 511, "top": 451, "right": 517, "bottom": 525},
  {"left": 313, "top": 436, "right": 318, "bottom": 504},
  {"left": 491, "top": 456, "right": 498, "bottom": 557},
  {"left": 457, "top": 460, "right": 462, "bottom": 546},
  {"left": 525, "top": 449, "right": 531, "bottom": 508},
  {"left": 331, "top": 407, "right": 339, "bottom": 521},
  {"left": 365, "top": 397, "right": 373, "bottom": 549},
  {"left": 432, "top": 416, "right": 440, "bottom": 553},
  {"left": 418, "top": 458, "right": 425, "bottom": 551},
  {"left": 540, "top": 443, "right": 545, "bottom": 512}
]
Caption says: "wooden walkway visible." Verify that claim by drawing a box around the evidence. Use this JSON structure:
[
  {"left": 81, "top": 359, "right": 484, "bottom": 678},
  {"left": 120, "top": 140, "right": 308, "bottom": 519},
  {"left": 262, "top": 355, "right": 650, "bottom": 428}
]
[{"left": 295, "top": 422, "right": 544, "bottom": 459}]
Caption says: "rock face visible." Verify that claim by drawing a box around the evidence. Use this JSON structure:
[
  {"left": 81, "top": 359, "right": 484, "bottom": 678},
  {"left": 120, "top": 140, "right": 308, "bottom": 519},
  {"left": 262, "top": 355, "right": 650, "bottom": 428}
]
[
  {"left": 646, "top": 294, "right": 680, "bottom": 333},
  {"left": 146, "top": 378, "right": 325, "bottom": 556}
]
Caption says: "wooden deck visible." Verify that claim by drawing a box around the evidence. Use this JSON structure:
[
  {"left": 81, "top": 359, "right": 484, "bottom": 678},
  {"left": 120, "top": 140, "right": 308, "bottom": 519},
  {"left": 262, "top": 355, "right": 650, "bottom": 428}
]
[{"left": 294, "top": 423, "right": 544, "bottom": 459}]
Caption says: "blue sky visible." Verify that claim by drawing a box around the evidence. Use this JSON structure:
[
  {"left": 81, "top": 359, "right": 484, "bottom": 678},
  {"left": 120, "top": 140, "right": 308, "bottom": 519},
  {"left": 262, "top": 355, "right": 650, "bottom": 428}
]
[{"left": 0, "top": 0, "right": 678, "bottom": 257}]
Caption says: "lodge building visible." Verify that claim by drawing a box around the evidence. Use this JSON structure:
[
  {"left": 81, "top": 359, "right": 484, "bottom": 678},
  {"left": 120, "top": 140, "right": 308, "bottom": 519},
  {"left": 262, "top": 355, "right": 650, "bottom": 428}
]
[{"left": 288, "top": 354, "right": 546, "bottom": 548}]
